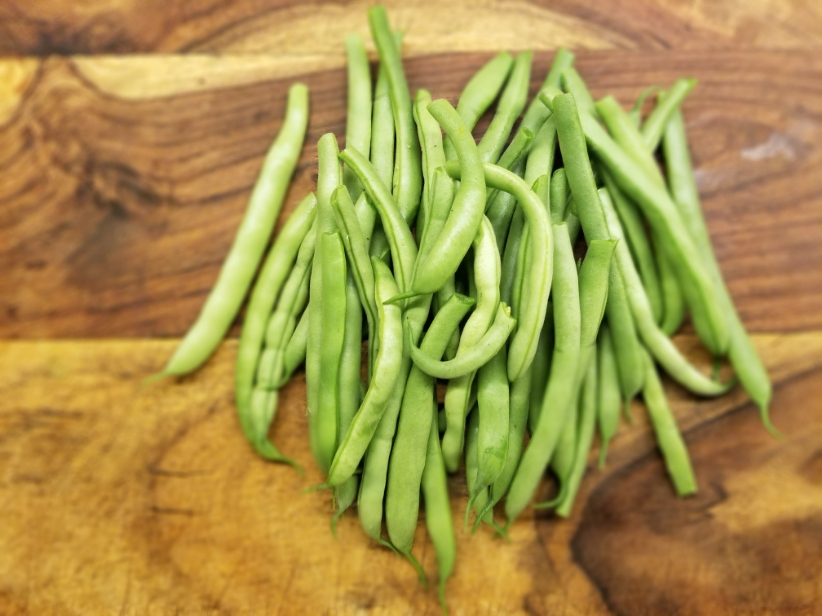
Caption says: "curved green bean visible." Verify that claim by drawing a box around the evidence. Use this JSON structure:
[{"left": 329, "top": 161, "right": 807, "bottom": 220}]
[
  {"left": 410, "top": 303, "right": 515, "bottom": 380},
  {"left": 158, "top": 83, "right": 309, "bottom": 378},
  {"left": 477, "top": 51, "right": 532, "bottom": 164}
]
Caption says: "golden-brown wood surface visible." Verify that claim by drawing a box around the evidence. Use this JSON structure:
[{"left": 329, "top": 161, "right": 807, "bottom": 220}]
[
  {"left": 1, "top": 334, "right": 821, "bottom": 615},
  {"left": 2, "top": 51, "right": 821, "bottom": 338},
  {"left": 1, "top": 0, "right": 821, "bottom": 56},
  {"left": 2, "top": 2, "right": 822, "bottom": 613}
]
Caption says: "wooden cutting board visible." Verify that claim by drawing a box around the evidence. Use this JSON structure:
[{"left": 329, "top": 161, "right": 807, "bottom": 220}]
[{"left": 2, "top": 2, "right": 822, "bottom": 614}]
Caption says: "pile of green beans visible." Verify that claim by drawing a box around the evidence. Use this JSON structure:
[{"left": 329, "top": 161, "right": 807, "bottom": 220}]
[{"left": 154, "top": 6, "right": 774, "bottom": 610}]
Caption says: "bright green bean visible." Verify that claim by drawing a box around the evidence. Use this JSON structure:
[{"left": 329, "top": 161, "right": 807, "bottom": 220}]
[
  {"left": 478, "top": 52, "right": 532, "bottom": 164},
  {"left": 409, "top": 303, "right": 515, "bottom": 380},
  {"left": 663, "top": 108, "right": 774, "bottom": 432},
  {"left": 561, "top": 67, "right": 595, "bottom": 116},
  {"left": 556, "top": 354, "right": 598, "bottom": 517},
  {"left": 444, "top": 50, "right": 515, "bottom": 161},
  {"left": 641, "top": 78, "right": 695, "bottom": 151},
  {"left": 158, "top": 83, "right": 309, "bottom": 378},
  {"left": 368, "top": 7, "right": 422, "bottom": 222},
  {"left": 596, "top": 325, "right": 621, "bottom": 468},
  {"left": 386, "top": 293, "right": 475, "bottom": 554},
  {"left": 325, "top": 258, "right": 404, "bottom": 486},
  {"left": 422, "top": 406, "right": 456, "bottom": 613},
  {"left": 314, "top": 231, "right": 348, "bottom": 473},
  {"left": 410, "top": 99, "right": 486, "bottom": 296},
  {"left": 640, "top": 349, "right": 698, "bottom": 495},
  {"left": 342, "top": 34, "right": 372, "bottom": 202},
  {"left": 550, "top": 168, "right": 568, "bottom": 223}
]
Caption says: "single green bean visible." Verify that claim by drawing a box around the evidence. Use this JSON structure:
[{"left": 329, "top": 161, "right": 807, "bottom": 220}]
[
  {"left": 657, "top": 245, "right": 686, "bottom": 334},
  {"left": 313, "top": 231, "right": 348, "bottom": 473},
  {"left": 527, "top": 302, "right": 554, "bottom": 433},
  {"left": 444, "top": 161, "right": 553, "bottom": 382},
  {"left": 414, "top": 88, "right": 449, "bottom": 247},
  {"left": 157, "top": 83, "right": 309, "bottom": 378},
  {"left": 601, "top": 168, "right": 664, "bottom": 325},
  {"left": 332, "top": 271, "right": 364, "bottom": 527},
  {"left": 277, "top": 308, "right": 308, "bottom": 384},
  {"left": 410, "top": 99, "right": 486, "bottom": 296},
  {"left": 641, "top": 78, "right": 696, "bottom": 151},
  {"left": 560, "top": 67, "right": 595, "bottom": 116},
  {"left": 325, "top": 258, "right": 404, "bottom": 486},
  {"left": 386, "top": 293, "right": 475, "bottom": 554},
  {"left": 477, "top": 51, "right": 532, "bottom": 164},
  {"left": 500, "top": 206, "right": 525, "bottom": 307},
  {"left": 663, "top": 108, "right": 774, "bottom": 432},
  {"left": 556, "top": 354, "right": 598, "bottom": 517},
  {"left": 468, "top": 344, "right": 510, "bottom": 520},
  {"left": 368, "top": 7, "right": 422, "bottom": 222},
  {"left": 627, "top": 85, "right": 660, "bottom": 127},
  {"left": 422, "top": 406, "right": 456, "bottom": 613},
  {"left": 542, "top": 395, "right": 576, "bottom": 508},
  {"left": 550, "top": 168, "right": 568, "bottom": 223},
  {"left": 409, "top": 303, "right": 515, "bottom": 380},
  {"left": 444, "top": 50, "right": 515, "bottom": 161},
  {"left": 640, "top": 349, "right": 698, "bottom": 495},
  {"left": 368, "top": 55, "right": 395, "bottom": 261},
  {"left": 465, "top": 408, "right": 497, "bottom": 531},
  {"left": 342, "top": 34, "right": 372, "bottom": 202},
  {"left": 486, "top": 157, "right": 527, "bottom": 247},
  {"left": 596, "top": 325, "right": 621, "bottom": 468},
  {"left": 234, "top": 193, "right": 316, "bottom": 458}
]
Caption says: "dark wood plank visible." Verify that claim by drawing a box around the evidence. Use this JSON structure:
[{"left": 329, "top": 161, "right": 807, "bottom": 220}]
[
  {"left": 1, "top": 50, "right": 820, "bottom": 338},
  {"left": 1, "top": 0, "right": 821, "bottom": 56},
  {"left": 0, "top": 333, "right": 819, "bottom": 614}
]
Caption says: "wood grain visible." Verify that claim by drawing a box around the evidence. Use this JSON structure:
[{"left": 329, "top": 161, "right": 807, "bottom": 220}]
[
  {"left": 1, "top": 0, "right": 821, "bottom": 56},
  {"left": 2, "top": 50, "right": 821, "bottom": 339},
  {"left": 1, "top": 333, "right": 820, "bottom": 615}
]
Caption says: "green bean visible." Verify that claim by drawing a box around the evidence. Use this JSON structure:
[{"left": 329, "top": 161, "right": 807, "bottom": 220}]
[
  {"left": 546, "top": 92, "right": 731, "bottom": 355},
  {"left": 640, "top": 349, "right": 698, "bottom": 495},
  {"left": 595, "top": 95, "right": 663, "bottom": 185},
  {"left": 550, "top": 168, "right": 568, "bottom": 223},
  {"left": 564, "top": 207, "right": 582, "bottom": 246},
  {"left": 234, "top": 192, "right": 316, "bottom": 458},
  {"left": 599, "top": 188, "right": 733, "bottom": 396},
  {"left": 333, "top": 271, "right": 364, "bottom": 528},
  {"left": 409, "top": 99, "right": 486, "bottom": 296},
  {"left": 465, "top": 409, "right": 496, "bottom": 531},
  {"left": 421, "top": 405, "right": 456, "bottom": 613},
  {"left": 657, "top": 246, "right": 686, "bottom": 334},
  {"left": 410, "top": 303, "right": 515, "bottom": 379},
  {"left": 500, "top": 206, "right": 525, "bottom": 307},
  {"left": 277, "top": 308, "right": 308, "bottom": 386},
  {"left": 486, "top": 157, "right": 527, "bottom": 247},
  {"left": 477, "top": 52, "right": 532, "bottom": 164},
  {"left": 541, "top": 396, "right": 576, "bottom": 508},
  {"left": 342, "top": 34, "right": 372, "bottom": 202},
  {"left": 442, "top": 217, "right": 501, "bottom": 472},
  {"left": 444, "top": 161, "right": 553, "bottom": 382},
  {"left": 368, "top": 7, "right": 422, "bottom": 222},
  {"left": 331, "top": 186, "right": 379, "bottom": 377},
  {"left": 313, "top": 232, "right": 348, "bottom": 473},
  {"left": 326, "top": 258, "right": 404, "bottom": 487},
  {"left": 368, "top": 55, "right": 395, "bottom": 261},
  {"left": 663, "top": 108, "right": 774, "bottom": 432},
  {"left": 596, "top": 325, "right": 621, "bottom": 468},
  {"left": 386, "top": 293, "right": 475, "bottom": 554},
  {"left": 480, "top": 367, "right": 532, "bottom": 521},
  {"left": 561, "top": 67, "right": 595, "bottom": 116},
  {"left": 627, "top": 85, "right": 660, "bottom": 127},
  {"left": 414, "top": 88, "right": 448, "bottom": 247},
  {"left": 339, "top": 147, "right": 418, "bottom": 293},
  {"left": 468, "top": 344, "right": 510, "bottom": 522},
  {"left": 556, "top": 354, "right": 598, "bottom": 517},
  {"left": 157, "top": 83, "right": 309, "bottom": 378},
  {"left": 444, "top": 50, "right": 515, "bottom": 161},
  {"left": 505, "top": 223, "right": 579, "bottom": 523},
  {"left": 601, "top": 168, "right": 664, "bottom": 324},
  {"left": 641, "top": 78, "right": 695, "bottom": 151},
  {"left": 528, "top": 303, "right": 554, "bottom": 433}
]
